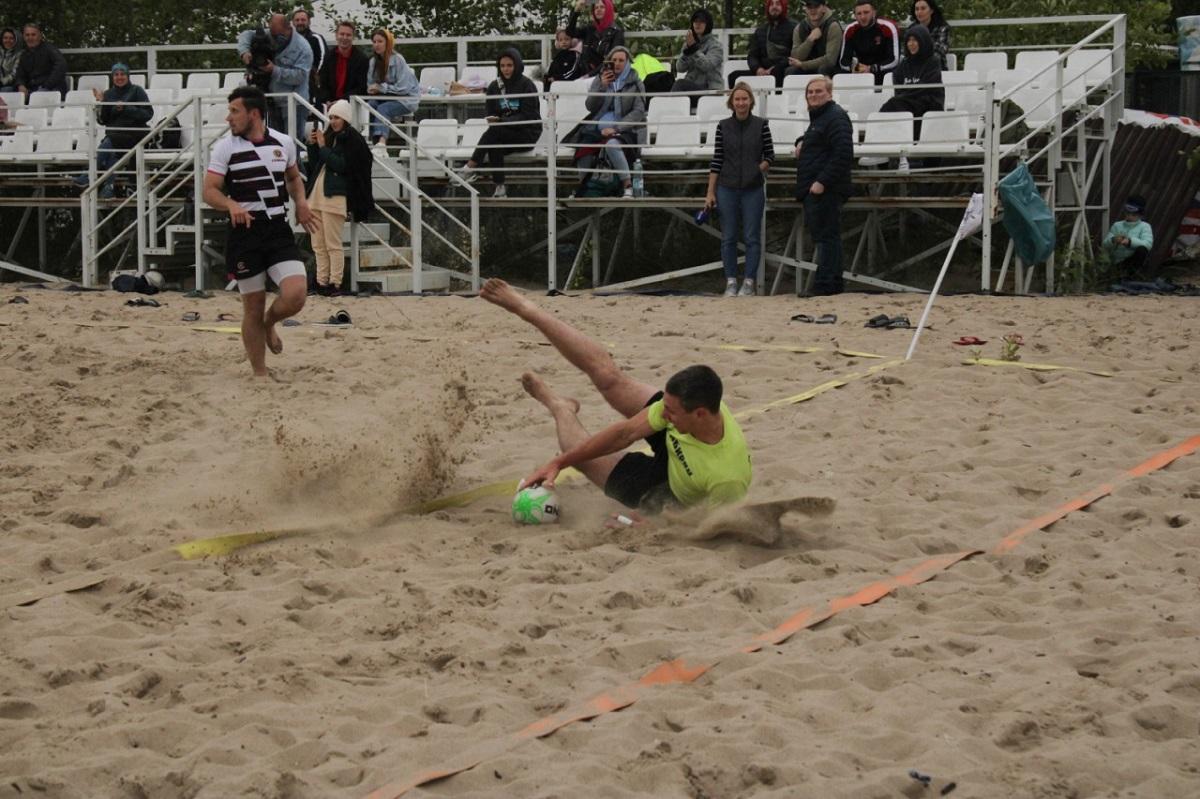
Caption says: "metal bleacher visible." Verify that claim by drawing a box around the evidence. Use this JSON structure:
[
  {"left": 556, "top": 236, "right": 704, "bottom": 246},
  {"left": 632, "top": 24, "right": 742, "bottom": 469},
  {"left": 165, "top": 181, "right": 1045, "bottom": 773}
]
[{"left": 0, "top": 14, "right": 1127, "bottom": 296}]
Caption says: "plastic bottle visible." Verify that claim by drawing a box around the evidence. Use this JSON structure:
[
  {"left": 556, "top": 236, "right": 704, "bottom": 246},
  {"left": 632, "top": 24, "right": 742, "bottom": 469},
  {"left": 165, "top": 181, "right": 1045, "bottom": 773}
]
[{"left": 631, "top": 159, "right": 644, "bottom": 197}]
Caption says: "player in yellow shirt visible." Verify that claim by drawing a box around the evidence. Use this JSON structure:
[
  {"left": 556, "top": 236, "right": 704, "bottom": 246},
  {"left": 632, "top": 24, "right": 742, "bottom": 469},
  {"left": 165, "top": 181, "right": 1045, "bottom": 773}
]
[{"left": 480, "top": 279, "right": 751, "bottom": 513}]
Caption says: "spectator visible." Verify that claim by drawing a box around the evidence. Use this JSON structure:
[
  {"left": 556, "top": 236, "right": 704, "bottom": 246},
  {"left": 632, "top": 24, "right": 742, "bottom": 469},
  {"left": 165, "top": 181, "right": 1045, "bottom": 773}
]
[
  {"left": 306, "top": 99, "right": 374, "bottom": 296},
  {"left": 73, "top": 63, "right": 153, "bottom": 199},
  {"left": 458, "top": 48, "right": 542, "bottom": 198},
  {"left": 15, "top": 23, "right": 68, "bottom": 97},
  {"left": 566, "top": 0, "right": 625, "bottom": 78},
  {"left": 786, "top": 0, "right": 843, "bottom": 78},
  {"left": 543, "top": 28, "right": 584, "bottom": 92},
  {"left": 318, "top": 20, "right": 369, "bottom": 105},
  {"left": 794, "top": 76, "right": 853, "bottom": 295},
  {"left": 237, "top": 13, "right": 313, "bottom": 138},
  {"left": 291, "top": 8, "right": 326, "bottom": 105},
  {"left": 568, "top": 46, "right": 645, "bottom": 198},
  {"left": 1102, "top": 196, "right": 1153, "bottom": 277},
  {"left": 365, "top": 28, "right": 420, "bottom": 150},
  {"left": 911, "top": 0, "right": 950, "bottom": 71},
  {"left": 672, "top": 8, "right": 724, "bottom": 104},
  {"left": 727, "top": 0, "right": 797, "bottom": 89},
  {"left": 879, "top": 23, "right": 943, "bottom": 162},
  {"left": 705, "top": 82, "right": 775, "bottom": 297},
  {"left": 1, "top": 28, "right": 21, "bottom": 92},
  {"left": 839, "top": 1, "right": 900, "bottom": 85}
]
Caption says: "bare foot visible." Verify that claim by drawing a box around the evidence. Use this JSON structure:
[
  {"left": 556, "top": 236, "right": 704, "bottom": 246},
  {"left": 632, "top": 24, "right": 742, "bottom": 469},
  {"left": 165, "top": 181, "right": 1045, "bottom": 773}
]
[
  {"left": 265, "top": 323, "right": 283, "bottom": 355},
  {"left": 521, "top": 372, "right": 580, "bottom": 414},
  {"left": 480, "top": 278, "right": 533, "bottom": 315}
]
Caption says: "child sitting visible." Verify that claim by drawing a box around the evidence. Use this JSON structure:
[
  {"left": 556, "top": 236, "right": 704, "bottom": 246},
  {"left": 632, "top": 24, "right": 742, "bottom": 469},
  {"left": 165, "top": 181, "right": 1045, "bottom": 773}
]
[{"left": 1102, "top": 196, "right": 1153, "bottom": 277}]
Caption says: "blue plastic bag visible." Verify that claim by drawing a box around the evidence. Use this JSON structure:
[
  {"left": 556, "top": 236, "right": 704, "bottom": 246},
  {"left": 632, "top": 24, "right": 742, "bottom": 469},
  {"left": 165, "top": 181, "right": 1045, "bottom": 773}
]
[{"left": 998, "top": 162, "right": 1055, "bottom": 264}]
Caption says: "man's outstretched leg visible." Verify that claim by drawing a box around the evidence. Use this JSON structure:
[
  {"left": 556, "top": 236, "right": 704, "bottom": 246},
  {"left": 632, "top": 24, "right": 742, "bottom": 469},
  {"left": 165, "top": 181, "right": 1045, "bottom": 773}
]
[
  {"left": 521, "top": 372, "right": 623, "bottom": 489},
  {"left": 481, "top": 278, "right": 656, "bottom": 418}
]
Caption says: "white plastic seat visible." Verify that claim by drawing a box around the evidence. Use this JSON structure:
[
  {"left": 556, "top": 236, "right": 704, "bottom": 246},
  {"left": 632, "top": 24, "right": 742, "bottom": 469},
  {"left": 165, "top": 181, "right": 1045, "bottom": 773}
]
[
  {"left": 695, "top": 94, "right": 728, "bottom": 123},
  {"left": 186, "top": 72, "right": 221, "bottom": 92},
  {"left": 832, "top": 72, "right": 883, "bottom": 118},
  {"left": 454, "top": 117, "right": 487, "bottom": 160},
  {"left": 781, "top": 74, "right": 811, "bottom": 114},
  {"left": 459, "top": 65, "right": 497, "bottom": 89},
  {"left": 419, "top": 66, "right": 456, "bottom": 94},
  {"left": 856, "top": 111, "right": 914, "bottom": 157},
  {"left": 911, "top": 111, "right": 980, "bottom": 156},
  {"left": 14, "top": 108, "right": 49, "bottom": 128},
  {"left": 945, "top": 53, "right": 958, "bottom": 71},
  {"left": 992, "top": 69, "right": 1034, "bottom": 100},
  {"left": 1014, "top": 50, "right": 1060, "bottom": 80},
  {"left": 550, "top": 93, "right": 589, "bottom": 145},
  {"left": 646, "top": 95, "right": 690, "bottom": 138},
  {"left": 1066, "top": 49, "right": 1112, "bottom": 89},
  {"left": 223, "top": 71, "right": 245, "bottom": 90},
  {"left": 770, "top": 117, "right": 807, "bottom": 156},
  {"left": 738, "top": 74, "right": 777, "bottom": 94},
  {"left": 64, "top": 89, "right": 96, "bottom": 107},
  {"left": 647, "top": 115, "right": 700, "bottom": 158},
  {"left": 130, "top": 74, "right": 147, "bottom": 87},
  {"left": 76, "top": 75, "right": 109, "bottom": 92},
  {"left": 553, "top": 76, "right": 593, "bottom": 95},
  {"left": 723, "top": 59, "right": 748, "bottom": 81},
  {"left": 31, "top": 128, "right": 78, "bottom": 161},
  {"left": 963, "top": 52, "right": 1008, "bottom": 76},
  {"left": 28, "top": 91, "right": 62, "bottom": 109},
  {"left": 177, "top": 87, "right": 215, "bottom": 101},
  {"left": 50, "top": 105, "right": 86, "bottom": 128},
  {"left": 0, "top": 90, "right": 25, "bottom": 110},
  {"left": 1060, "top": 65, "right": 1088, "bottom": 107},
  {"left": 415, "top": 118, "right": 458, "bottom": 158},
  {"left": 150, "top": 72, "right": 183, "bottom": 91},
  {"left": 0, "top": 129, "right": 35, "bottom": 157}
]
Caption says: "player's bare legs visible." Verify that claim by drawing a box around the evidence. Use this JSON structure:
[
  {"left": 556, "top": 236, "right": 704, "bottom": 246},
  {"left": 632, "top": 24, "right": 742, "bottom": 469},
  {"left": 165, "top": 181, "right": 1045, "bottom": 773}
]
[{"left": 521, "top": 372, "right": 622, "bottom": 489}]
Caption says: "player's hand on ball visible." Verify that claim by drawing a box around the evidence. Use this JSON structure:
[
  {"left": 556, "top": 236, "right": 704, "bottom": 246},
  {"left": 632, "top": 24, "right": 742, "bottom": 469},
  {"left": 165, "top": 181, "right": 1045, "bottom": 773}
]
[{"left": 523, "top": 461, "right": 560, "bottom": 490}]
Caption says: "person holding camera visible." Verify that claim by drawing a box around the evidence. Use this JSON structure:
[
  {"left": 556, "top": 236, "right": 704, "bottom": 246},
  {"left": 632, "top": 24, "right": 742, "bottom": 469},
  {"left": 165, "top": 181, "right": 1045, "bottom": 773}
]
[
  {"left": 567, "top": 46, "right": 645, "bottom": 198},
  {"left": 672, "top": 8, "right": 724, "bottom": 106},
  {"left": 566, "top": 0, "right": 625, "bottom": 78},
  {"left": 237, "top": 13, "right": 313, "bottom": 138},
  {"left": 306, "top": 100, "right": 374, "bottom": 295}
]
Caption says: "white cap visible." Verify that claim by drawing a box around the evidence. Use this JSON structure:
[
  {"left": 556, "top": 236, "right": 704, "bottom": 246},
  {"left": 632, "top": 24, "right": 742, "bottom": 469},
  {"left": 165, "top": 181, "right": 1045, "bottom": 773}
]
[{"left": 327, "top": 100, "right": 353, "bottom": 123}]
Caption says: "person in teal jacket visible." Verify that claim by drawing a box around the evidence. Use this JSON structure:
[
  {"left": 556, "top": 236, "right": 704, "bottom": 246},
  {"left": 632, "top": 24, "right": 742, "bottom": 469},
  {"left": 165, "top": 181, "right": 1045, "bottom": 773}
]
[{"left": 1102, "top": 196, "right": 1153, "bottom": 276}]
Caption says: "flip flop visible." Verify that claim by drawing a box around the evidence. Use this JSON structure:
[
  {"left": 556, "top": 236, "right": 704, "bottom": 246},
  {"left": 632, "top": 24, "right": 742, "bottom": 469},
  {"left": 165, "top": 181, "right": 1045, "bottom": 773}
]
[
  {"left": 125, "top": 297, "right": 161, "bottom": 308},
  {"left": 886, "top": 315, "right": 912, "bottom": 329},
  {"left": 282, "top": 319, "right": 302, "bottom": 327},
  {"left": 8, "top": 296, "right": 29, "bottom": 304},
  {"left": 953, "top": 336, "right": 987, "bottom": 346},
  {"left": 865, "top": 313, "right": 891, "bottom": 328},
  {"left": 216, "top": 312, "right": 237, "bottom": 322},
  {"left": 328, "top": 310, "right": 352, "bottom": 325},
  {"left": 815, "top": 313, "right": 837, "bottom": 324},
  {"left": 181, "top": 311, "right": 200, "bottom": 322},
  {"left": 791, "top": 313, "right": 816, "bottom": 323},
  {"left": 182, "top": 290, "right": 213, "bottom": 299}
]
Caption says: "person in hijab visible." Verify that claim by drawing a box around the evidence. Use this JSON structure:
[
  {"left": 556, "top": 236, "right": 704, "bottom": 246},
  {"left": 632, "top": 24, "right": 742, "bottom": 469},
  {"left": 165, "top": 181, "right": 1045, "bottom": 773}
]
[
  {"left": 544, "top": 27, "right": 584, "bottom": 92},
  {"left": 672, "top": 8, "right": 725, "bottom": 105},
  {"left": 0, "top": 28, "right": 21, "bottom": 92},
  {"left": 365, "top": 28, "right": 420, "bottom": 149},
  {"left": 305, "top": 99, "right": 374, "bottom": 295},
  {"left": 910, "top": 0, "right": 951, "bottom": 70},
  {"left": 566, "top": 0, "right": 626, "bottom": 77},
  {"left": 74, "top": 63, "right": 152, "bottom": 198},
  {"left": 569, "top": 45, "right": 645, "bottom": 198},
  {"left": 727, "top": 0, "right": 796, "bottom": 88},
  {"left": 459, "top": 47, "right": 542, "bottom": 198}
]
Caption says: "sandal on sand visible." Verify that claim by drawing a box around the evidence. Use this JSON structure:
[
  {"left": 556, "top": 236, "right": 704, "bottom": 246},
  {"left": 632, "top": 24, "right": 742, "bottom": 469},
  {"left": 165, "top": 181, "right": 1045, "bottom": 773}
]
[
  {"left": 183, "top": 289, "right": 213, "bottom": 299},
  {"left": 216, "top": 312, "right": 237, "bottom": 322},
  {"left": 865, "top": 313, "right": 891, "bottom": 328},
  {"left": 328, "top": 310, "right": 352, "bottom": 325},
  {"left": 282, "top": 319, "right": 302, "bottom": 327},
  {"left": 8, "top": 296, "right": 29, "bottom": 304},
  {"left": 125, "top": 297, "right": 160, "bottom": 308},
  {"left": 953, "top": 336, "right": 987, "bottom": 346},
  {"left": 886, "top": 315, "right": 912, "bottom": 329},
  {"left": 791, "top": 313, "right": 816, "bottom": 323},
  {"left": 181, "top": 311, "right": 200, "bottom": 322},
  {"left": 815, "top": 313, "right": 837, "bottom": 324}
]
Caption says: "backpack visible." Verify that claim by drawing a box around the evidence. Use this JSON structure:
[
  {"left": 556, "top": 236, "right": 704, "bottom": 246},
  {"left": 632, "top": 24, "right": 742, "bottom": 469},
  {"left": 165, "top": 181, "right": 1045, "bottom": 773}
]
[{"left": 579, "top": 148, "right": 624, "bottom": 197}]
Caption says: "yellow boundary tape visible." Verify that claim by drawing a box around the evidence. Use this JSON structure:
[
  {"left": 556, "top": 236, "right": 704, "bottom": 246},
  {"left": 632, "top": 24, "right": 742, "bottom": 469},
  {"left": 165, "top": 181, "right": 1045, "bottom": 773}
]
[{"left": 963, "top": 357, "right": 1113, "bottom": 377}]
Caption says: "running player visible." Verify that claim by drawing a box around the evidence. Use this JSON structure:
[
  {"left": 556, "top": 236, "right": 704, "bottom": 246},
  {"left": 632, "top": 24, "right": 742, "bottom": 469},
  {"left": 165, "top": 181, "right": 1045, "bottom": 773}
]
[
  {"left": 480, "top": 278, "right": 752, "bottom": 513},
  {"left": 202, "top": 86, "right": 319, "bottom": 377}
]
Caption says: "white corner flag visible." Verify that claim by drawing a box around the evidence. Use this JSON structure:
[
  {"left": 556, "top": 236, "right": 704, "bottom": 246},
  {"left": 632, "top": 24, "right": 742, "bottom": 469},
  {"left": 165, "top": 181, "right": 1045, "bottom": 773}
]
[{"left": 905, "top": 193, "right": 985, "bottom": 361}]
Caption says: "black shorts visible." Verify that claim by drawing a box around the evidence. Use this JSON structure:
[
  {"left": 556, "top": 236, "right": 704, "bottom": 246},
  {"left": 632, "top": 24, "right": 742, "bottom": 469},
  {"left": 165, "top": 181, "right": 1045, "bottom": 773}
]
[
  {"left": 225, "top": 215, "right": 303, "bottom": 282},
  {"left": 604, "top": 391, "right": 678, "bottom": 513}
]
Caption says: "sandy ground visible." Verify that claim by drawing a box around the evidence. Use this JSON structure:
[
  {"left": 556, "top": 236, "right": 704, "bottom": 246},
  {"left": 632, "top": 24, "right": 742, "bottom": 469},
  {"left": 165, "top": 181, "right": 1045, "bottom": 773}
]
[{"left": 1, "top": 282, "right": 1198, "bottom": 798}]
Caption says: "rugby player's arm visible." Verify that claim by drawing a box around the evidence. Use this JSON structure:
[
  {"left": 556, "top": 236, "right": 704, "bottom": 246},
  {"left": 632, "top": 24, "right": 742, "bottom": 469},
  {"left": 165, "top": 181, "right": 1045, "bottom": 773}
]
[
  {"left": 525, "top": 407, "right": 655, "bottom": 487},
  {"left": 203, "top": 172, "right": 252, "bottom": 226},
  {"left": 284, "top": 163, "right": 319, "bottom": 233}
]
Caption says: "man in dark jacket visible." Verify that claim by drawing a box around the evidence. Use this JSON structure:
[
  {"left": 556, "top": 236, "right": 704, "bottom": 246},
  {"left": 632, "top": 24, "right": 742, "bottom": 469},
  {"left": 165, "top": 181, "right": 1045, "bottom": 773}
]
[
  {"left": 794, "top": 76, "right": 853, "bottom": 295},
  {"left": 318, "top": 20, "right": 369, "bottom": 105},
  {"left": 15, "top": 23, "right": 67, "bottom": 97},
  {"left": 728, "top": 0, "right": 797, "bottom": 88},
  {"left": 839, "top": 0, "right": 900, "bottom": 85},
  {"left": 291, "top": 9, "right": 326, "bottom": 105}
]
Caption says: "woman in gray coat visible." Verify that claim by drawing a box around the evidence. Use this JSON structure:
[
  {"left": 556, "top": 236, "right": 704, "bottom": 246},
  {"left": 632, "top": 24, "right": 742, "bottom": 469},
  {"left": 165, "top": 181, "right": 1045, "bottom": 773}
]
[
  {"left": 569, "top": 46, "right": 646, "bottom": 198},
  {"left": 672, "top": 9, "right": 725, "bottom": 105}
]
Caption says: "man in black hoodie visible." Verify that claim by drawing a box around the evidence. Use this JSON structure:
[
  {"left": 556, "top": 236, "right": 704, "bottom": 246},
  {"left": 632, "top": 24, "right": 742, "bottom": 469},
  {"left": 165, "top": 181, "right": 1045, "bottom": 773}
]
[
  {"left": 15, "top": 23, "right": 67, "bottom": 97},
  {"left": 727, "top": 0, "right": 797, "bottom": 89},
  {"left": 794, "top": 76, "right": 853, "bottom": 296},
  {"left": 458, "top": 48, "right": 542, "bottom": 198}
]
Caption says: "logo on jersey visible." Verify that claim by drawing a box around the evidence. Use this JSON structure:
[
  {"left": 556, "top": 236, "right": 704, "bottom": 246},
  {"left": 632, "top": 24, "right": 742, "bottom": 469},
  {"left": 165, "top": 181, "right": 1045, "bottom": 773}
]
[{"left": 274, "top": 149, "right": 283, "bottom": 159}]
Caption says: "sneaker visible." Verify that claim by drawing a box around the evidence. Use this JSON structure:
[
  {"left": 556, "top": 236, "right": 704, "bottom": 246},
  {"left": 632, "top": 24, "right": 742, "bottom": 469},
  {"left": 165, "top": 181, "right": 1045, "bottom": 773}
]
[
  {"left": 622, "top": 185, "right": 633, "bottom": 198},
  {"left": 723, "top": 278, "right": 738, "bottom": 298},
  {"left": 72, "top": 174, "right": 90, "bottom": 188},
  {"left": 492, "top": 184, "right": 507, "bottom": 198},
  {"left": 458, "top": 164, "right": 480, "bottom": 184},
  {"left": 98, "top": 183, "right": 115, "bottom": 200},
  {"left": 738, "top": 279, "right": 755, "bottom": 297},
  {"left": 897, "top": 156, "right": 910, "bottom": 172},
  {"left": 858, "top": 156, "right": 888, "bottom": 168}
]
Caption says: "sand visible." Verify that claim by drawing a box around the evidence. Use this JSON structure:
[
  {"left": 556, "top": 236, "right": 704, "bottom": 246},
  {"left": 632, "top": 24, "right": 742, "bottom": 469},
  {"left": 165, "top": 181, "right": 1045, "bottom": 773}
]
[{"left": 1, "top": 283, "right": 1198, "bottom": 798}]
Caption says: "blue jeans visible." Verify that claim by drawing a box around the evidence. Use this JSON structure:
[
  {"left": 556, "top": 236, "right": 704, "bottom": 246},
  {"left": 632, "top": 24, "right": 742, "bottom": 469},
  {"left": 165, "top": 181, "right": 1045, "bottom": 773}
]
[
  {"left": 803, "top": 191, "right": 845, "bottom": 294},
  {"left": 369, "top": 98, "right": 418, "bottom": 140},
  {"left": 602, "top": 138, "right": 631, "bottom": 183},
  {"left": 716, "top": 184, "right": 765, "bottom": 280}
]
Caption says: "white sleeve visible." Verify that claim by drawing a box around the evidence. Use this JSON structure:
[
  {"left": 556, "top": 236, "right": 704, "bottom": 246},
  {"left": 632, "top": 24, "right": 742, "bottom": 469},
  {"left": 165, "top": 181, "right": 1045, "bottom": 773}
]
[
  {"left": 207, "top": 137, "right": 231, "bottom": 175},
  {"left": 285, "top": 137, "right": 298, "bottom": 169}
]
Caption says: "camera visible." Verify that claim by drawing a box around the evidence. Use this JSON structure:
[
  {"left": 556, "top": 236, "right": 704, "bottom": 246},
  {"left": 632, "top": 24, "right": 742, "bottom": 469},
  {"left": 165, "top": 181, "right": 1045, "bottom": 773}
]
[{"left": 244, "top": 27, "right": 275, "bottom": 91}]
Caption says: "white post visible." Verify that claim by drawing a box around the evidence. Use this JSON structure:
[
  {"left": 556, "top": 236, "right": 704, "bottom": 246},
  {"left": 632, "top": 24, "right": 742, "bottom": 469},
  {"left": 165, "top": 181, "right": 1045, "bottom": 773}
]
[
  {"left": 547, "top": 94, "right": 558, "bottom": 291},
  {"left": 906, "top": 193, "right": 983, "bottom": 361},
  {"left": 193, "top": 97, "right": 206, "bottom": 289}
]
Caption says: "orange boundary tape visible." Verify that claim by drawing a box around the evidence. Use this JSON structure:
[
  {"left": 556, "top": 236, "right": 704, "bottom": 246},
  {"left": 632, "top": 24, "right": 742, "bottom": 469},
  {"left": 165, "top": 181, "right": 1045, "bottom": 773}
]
[{"left": 363, "top": 434, "right": 1200, "bottom": 799}]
